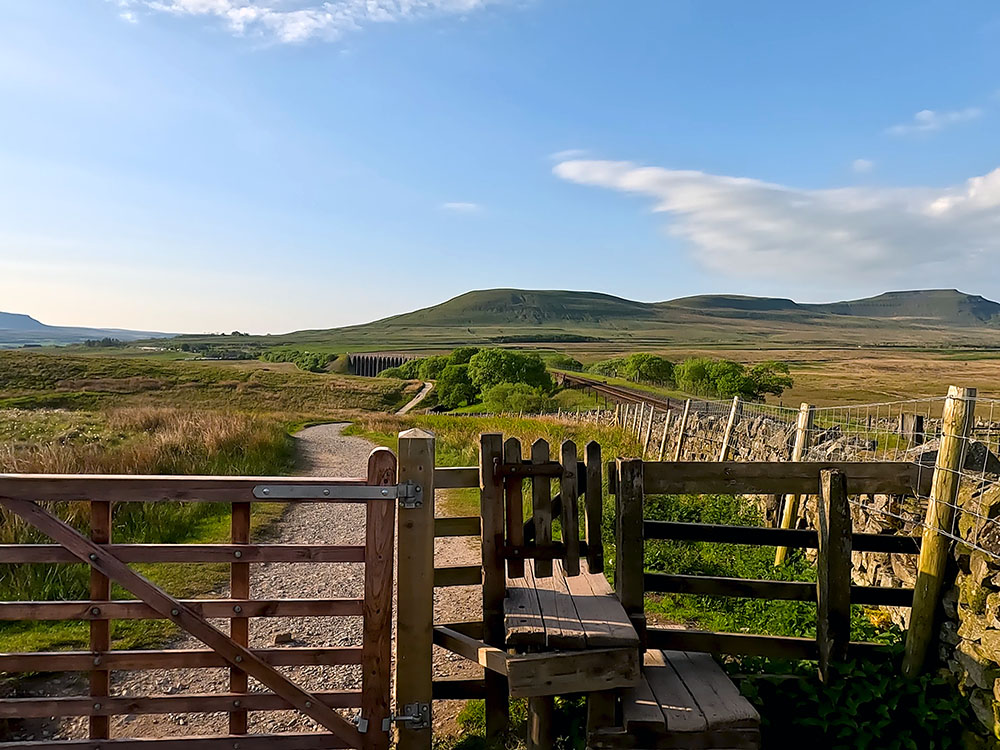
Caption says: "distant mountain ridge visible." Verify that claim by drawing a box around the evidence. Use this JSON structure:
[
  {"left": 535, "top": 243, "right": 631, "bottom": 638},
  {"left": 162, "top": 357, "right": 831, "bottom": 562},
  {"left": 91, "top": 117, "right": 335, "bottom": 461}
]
[
  {"left": 249, "top": 287, "right": 1000, "bottom": 349},
  {"left": 0, "top": 311, "right": 172, "bottom": 348}
]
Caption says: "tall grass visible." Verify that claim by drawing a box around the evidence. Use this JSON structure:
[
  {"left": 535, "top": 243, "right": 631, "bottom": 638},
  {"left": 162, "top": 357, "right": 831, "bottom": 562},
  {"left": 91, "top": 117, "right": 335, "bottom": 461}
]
[{"left": 0, "top": 407, "right": 294, "bottom": 652}]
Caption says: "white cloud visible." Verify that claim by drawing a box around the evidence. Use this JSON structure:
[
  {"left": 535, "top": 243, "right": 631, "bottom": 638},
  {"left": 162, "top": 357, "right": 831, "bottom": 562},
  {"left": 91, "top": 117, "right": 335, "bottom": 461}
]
[
  {"left": 441, "top": 201, "right": 482, "bottom": 212},
  {"left": 886, "top": 107, "right": 982, "bottom": 136},
  {"left": 114, "top": 0, "right": 510, "bottom": 43},
  {"left": 851, "top": 158, "right": 874, "bottom": 174},
  {"left": 120, "top": 10, "right": 139, "bottom": 22},
  {"left": 553, "top": 159, "right": 1000, "bottom": 283}
]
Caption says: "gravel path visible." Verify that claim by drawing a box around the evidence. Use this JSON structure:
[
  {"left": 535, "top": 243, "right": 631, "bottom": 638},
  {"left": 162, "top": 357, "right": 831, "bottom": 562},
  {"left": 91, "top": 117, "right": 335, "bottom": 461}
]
[{"left": 5, "top": 422, "right": 480, "bottom": 741}]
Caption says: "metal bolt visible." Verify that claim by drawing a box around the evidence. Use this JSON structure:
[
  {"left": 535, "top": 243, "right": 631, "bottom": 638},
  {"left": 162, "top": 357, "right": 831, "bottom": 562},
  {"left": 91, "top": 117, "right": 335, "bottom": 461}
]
[
  {"left": 415, "top": 485, "right": 422, "bottom": 493},
  {"left": 262, "top": 487, "right": 270, "bottom": 495},
  {"left": 234, "top": 655, "right": 243, "bottom": 663},
  {"left": 233, "top": 605, "right": 242, "bottom": 614},
  {"left": 90, "top": 607, "right": 101, "bottom": 616},
  {"left": 170, "top": 608, "right": 180, "bottom": 617},
  {"left": 88, "top": 553, "right": 97, "bottom": 561},
  {"left": 322, "top": 488, "right": 330, "bottom": 496},
  {"left": 233, "top": 700, "right": 241, "bottom": 708},
  {"left": 304, "top": 701, "right": 312, "bottom": 708},
  {"left": 380, "top": 488, "right": 389, "bottom": 496},
  {"left": 233, "top": 743, "right": 241, "bottom": 749},
  {"left": 233, "top": 550, "right": 242, "bottom": 559},
  {"left": 93, "top": 702, "right": 101, "bottom": 711},
  {"left": 93, "top": 656, "right": 101, "bottom": 666}
]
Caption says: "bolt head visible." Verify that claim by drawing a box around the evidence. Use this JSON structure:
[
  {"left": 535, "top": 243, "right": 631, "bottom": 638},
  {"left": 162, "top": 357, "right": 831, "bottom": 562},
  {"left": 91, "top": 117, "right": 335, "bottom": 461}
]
[
  {"left": 93, "top": 702, "right": 101, "bottom": 711},
  {"left": 233, "top": 605, "right": 242, "bottom": 614},
  {"left": 322, "top": 488, "right": 330, "bottom": 496},
  {"left": 415, "top": 485, "right": 422, "bottom": 493},
  {"left": 262, "top": 487, "right": 270, "bottom": 495},
  {"left": 88, "top": 553, "right": 97, "bottom": 561},
  {"left": 380, "top": 488, "right": 389, "bottom": 496},
  {"left": 304, "top": 701, "right": 312, "bottom": 708},
  {"left": 233, "top": 700, "right": 241, "bottom": 708},
  {"left": 234, "top": 550, "right": 242, "bottom": 558},
  {"left": 90, "top": 607, "right": 101, "bottom": 616},
  {"left": 93, "top": 656, "right": 101, "bottom": 666},
  {"left": 170, "top": 608, "right": 180, "bottom": 617},
  {"left": 234, "top": 655, "right": 243, "bottom": 663}
]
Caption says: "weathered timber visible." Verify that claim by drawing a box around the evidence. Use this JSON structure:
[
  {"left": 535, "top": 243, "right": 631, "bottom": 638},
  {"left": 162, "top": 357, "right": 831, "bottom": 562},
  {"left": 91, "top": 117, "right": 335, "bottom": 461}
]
[{"left": 816, "top": 469, "right": 851, "bottom": 682}]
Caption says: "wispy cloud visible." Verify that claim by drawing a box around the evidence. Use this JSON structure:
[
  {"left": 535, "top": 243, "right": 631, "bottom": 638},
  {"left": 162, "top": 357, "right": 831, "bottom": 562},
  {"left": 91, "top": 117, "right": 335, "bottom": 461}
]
[
  {"left": 113, "top": 0, "right": 511, "bottom": 44},
  {"left": 441, "top": 201, "right": 482, "bottom": 212},
  {"left": 553, "top": 159, "right": 1000, "bottom": 284},
  {"left": 886, "top": 107, "right": 982, "bottom": 136},
  {"left": 549, "top": 148, "right": 588, "bottom": 161},
  {"left": 851, "top": 158, "right": 874, "bottom": 174},
  {"left": 120, "top": 10, "right": 139, "bottom": 23}
]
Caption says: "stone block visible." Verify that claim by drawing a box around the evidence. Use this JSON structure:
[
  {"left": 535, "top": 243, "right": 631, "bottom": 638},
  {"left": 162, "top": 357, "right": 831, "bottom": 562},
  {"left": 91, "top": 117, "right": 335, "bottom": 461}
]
[
  {"left": 958, "top": 642, "right": 1000, "bottom": 690},
  {"left": 962, "top": 613, "right": 991, "bottom": 641}
]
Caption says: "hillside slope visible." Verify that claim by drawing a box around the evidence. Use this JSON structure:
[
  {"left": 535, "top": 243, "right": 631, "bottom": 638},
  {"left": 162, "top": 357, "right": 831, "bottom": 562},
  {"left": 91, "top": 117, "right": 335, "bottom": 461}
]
[{"left": 0, "top": 311, "right": 172, "bottom": 348}]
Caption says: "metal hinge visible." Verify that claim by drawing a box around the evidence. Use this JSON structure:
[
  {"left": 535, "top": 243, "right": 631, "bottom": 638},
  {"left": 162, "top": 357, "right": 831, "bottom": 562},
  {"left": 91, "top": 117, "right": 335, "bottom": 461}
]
[
  {"left": 251, "top": 482, "right": 420, "bottom": 503},
  {"left": 381, "top": 702, "right": 431, "bottom": 732}
]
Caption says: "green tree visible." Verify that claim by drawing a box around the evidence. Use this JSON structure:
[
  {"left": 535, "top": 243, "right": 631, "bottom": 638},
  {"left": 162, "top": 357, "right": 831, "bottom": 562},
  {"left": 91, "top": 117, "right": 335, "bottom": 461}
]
[
  {"left": 436, "top": 364, "right": 477, "bottom": 408},
  {"left": 448, "top": 347, "right": 481, "bottom": 365},
  {"left": 587, "top": 358, "right": 627, "bottom": 377},
  {"left": 620, "top": 353, "right": 674, "bottom": 385},
  {"left": 417, "top": 355, "right": 449, "bottom": 380},
  {"left": 745, "top": 361, "right": 793, "bottom": 400},
  {"left": 467, "top": 349, "right": 553, "bottom": 392},
  {"left": 545, "top": 353, "right": 584, "bottom": 372}
]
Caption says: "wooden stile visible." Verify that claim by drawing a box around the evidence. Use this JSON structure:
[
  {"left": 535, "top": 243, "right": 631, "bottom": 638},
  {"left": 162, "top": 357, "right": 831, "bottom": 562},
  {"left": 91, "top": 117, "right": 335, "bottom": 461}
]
[{"left": 615, "top": 458, "right": 646, "bottom": 644}]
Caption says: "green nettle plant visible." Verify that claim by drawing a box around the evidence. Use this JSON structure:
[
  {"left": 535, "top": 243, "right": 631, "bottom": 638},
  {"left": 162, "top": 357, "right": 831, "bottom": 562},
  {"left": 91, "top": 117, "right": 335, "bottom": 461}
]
[{"left": 736, "top": 649, "right": 970, "bottom": 750}]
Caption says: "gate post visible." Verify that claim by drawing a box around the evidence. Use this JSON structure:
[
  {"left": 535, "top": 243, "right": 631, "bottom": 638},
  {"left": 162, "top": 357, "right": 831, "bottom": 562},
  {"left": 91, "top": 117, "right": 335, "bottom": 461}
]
[
  {"left": 395, "top": 429, "right": 436, "bottom": 750},
  {"left": 481, "top": 433, "right": 509, "bottom": 740}
]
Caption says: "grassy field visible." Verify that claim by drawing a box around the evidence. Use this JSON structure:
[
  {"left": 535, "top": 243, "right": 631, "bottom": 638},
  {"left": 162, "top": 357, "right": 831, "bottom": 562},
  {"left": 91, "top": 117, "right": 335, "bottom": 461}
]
[{"left": 0, "top": 349, "right": 420, "bottom": 656}]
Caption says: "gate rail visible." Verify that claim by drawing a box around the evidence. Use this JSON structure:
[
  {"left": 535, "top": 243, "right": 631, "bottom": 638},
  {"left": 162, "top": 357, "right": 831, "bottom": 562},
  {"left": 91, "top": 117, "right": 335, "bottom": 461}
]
[{"left": 0, "top": 450, "right": 398, "bottom": 750}]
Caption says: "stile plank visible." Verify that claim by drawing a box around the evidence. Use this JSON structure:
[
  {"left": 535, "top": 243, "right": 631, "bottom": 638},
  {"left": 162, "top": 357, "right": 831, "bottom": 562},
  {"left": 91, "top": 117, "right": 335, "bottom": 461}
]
[
  {"left": 583, "top": 441, "right": 604, "bottom": 574},
  {"left": 562, "top": 562, "right": 639, "bottom": 648},
  {"left": 505, "top": 566, "right": 545, "bottom": 649},
  {"left": 663, "top": 651, "right": 759, "bottom": 730},
  {"left": 505, "top": 438, "right": 525, "bottom": 579},
  {"left": 531, "top": 439, "right": 553, "bottom": 578},
  {"left": 643, "top": 650, "right": 707, "bottom": 733},
  {"left": 621, "top": 677, "right": 666, "bottom": 732},
  {"left": 542, "top": 561, "right": 587, "bottom": 649},
  {"left": 560, "top": 441, "right": 580, "bottom": 576}
]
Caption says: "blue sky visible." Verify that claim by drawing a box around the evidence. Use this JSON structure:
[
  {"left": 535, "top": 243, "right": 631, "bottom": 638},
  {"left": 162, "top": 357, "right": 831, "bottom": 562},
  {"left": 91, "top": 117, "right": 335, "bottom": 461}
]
[{"left": 1, "top": 1, "right": 999, "bottom": 333}]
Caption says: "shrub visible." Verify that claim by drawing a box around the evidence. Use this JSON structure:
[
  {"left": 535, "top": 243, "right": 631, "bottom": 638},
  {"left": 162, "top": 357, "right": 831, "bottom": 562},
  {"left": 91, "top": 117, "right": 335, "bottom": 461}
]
[
  {"left": 673, "top": 357, "right": 791, "bottom": 401},
  {"left": 260, "top": 349, "right": 335, "bottom": 373},
  {"left": 480, "top": 383, "right": 557, "bottom": 414},
  {"left": 545, "top": 353, "right": 584, "bottom": 372},
  {"left": 620, "top": 353, "right": 674, "bottom": 385},
  {"left": 448, "top": 347, "right": 481, "bottom": 365},
  {"left": 417, "top": 355, "right": 449, "bottom": 380},
  {"left": 586, "top": 357, "right": 627, "bottom": 377}
]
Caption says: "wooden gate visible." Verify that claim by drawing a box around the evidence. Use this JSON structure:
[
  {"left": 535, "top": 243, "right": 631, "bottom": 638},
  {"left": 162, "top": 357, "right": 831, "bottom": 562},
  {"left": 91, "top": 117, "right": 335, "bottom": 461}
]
[{"left": 0, "top": 448, "right": 399, "bottom": 750}]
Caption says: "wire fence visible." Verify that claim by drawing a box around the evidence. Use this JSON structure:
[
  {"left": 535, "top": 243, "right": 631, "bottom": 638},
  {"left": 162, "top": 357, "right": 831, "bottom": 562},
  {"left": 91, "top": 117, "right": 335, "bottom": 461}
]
[{"left": 609, "top": 390, "right": 1000, "bottom": 562}]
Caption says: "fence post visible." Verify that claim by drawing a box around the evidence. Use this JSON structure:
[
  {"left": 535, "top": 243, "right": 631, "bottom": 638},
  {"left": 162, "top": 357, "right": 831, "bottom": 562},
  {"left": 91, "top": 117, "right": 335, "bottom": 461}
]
[
  {"left": 774, "top": 402, "right": 815, "bottom": 565},
  {"left": 395, "top": 429, "right": 436, "bottom": 750},
  {"left": 816, "top": 469, "right": 851, "bottom": 683},
  {"left": 89, "top": 500, "right": 111, "bottom": 741},
  {"left": 642, "top": 408, "right": 656, "bottom": 457},
  {"left": 673, "top": 400, "right": 692, "bottom": 461},
  {"left": 657, "top": 411, "right": 673, "bottom": 462},
  {"left": 717, "top": 396, "right": 742, "bottom": 461},
  {"left": 903, "top": 386, "right": 977, "bottom": 678},
  {"left": 481, "top": 433, "right": 509, "bottom": 739},
  {"left": 616, "top": 458, "right": 646, "bottom": 645},
  {"left": 584, "top": 441, "right": 604, "bottom": 574}
]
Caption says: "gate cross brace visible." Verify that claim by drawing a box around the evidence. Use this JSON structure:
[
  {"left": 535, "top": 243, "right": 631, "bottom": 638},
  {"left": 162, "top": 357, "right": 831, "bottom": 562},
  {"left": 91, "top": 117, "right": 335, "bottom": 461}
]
[{"left": 0, "top": 496, "right": 363, "bottom": 748}]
